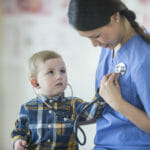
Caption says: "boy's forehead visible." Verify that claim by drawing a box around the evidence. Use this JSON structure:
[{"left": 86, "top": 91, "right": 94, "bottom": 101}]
[
  {"left": 46, "top": 58, "right": 65, "bottom": 65},
  {"left": 39, "top": 58, "right": 66, "bottom": 69}
]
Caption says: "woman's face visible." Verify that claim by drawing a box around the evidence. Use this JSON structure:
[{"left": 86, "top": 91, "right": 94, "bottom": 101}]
[{"left": 78, "top": 13, "right": 125, "bottom": 50}]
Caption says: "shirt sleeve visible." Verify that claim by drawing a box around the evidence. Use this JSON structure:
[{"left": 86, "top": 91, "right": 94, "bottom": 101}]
[
  {"left": 11, "top": 104, "right": 30, "bottom": 144},
  {"left": 132, "top": 63, "right": 150, "bottom": 118},
  {"left": 73, "top": 92, "right": 105, "bottom": 122}
]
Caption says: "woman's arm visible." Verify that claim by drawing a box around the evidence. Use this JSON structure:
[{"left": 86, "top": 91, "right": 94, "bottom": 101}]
[
  {"left": 99, "top": 73, "right": 150, "bottom": 134},
  {"left": 116, "top": 98, "right": 150, "bottom": 134}
]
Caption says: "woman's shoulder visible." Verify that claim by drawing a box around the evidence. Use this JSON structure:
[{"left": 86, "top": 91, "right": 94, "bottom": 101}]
[
  {"left": 134, "top": 34, "right": 150, "bottom": 49},
  {"left": 130, "top": 34, "right": 150, "bottom": 59},
  {"left": 129, "top": 35, "right": 150, "bottom": 74}
]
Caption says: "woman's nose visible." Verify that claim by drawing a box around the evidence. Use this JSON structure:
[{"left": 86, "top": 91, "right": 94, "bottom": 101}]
[
  {"left": 91, "top": 39, "right": 99, "bottom": 47},
  {"left": 91, "top": 39, "right": 106, "bottom": 47}
]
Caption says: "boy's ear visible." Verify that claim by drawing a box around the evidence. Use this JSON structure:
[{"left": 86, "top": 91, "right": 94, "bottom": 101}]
[{"left": 30, "top": 78, "right": 40, "bottom": 89}]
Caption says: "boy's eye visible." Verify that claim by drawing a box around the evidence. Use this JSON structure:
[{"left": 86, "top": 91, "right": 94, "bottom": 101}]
[
  {"left": 48, "top": 70, "right": 54, "bottom": 74},
  {"left": 60, "top": 69, "right": 66, "bottom": 73}
]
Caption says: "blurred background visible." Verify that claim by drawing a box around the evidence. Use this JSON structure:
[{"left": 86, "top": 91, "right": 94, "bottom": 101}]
[{"left": 0, "top": 0, "right": 150, "bottom": 149}]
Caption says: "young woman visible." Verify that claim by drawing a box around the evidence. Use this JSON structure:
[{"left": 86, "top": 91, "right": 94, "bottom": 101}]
[{"left": 68, "top": 0, "right": 150, "bottom": 149}]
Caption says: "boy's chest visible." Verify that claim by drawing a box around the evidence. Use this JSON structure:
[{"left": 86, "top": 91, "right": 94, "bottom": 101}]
[{"left": 28, "top": 102, "right": 73, "bottom": 124}]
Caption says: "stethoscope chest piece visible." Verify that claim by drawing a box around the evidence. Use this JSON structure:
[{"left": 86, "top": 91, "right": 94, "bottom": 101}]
[{"left": 115, "top": 62, "right": 126, "bottom": 75}]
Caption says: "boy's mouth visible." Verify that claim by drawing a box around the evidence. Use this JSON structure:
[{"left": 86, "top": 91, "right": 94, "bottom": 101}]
[{"left": 56, "top": 82, "right": 63, "bottom": 86}]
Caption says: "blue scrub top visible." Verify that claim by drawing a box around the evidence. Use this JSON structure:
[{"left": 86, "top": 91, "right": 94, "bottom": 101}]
[{"left": 94, "top": 34, "right": 150, "bottom": 150}]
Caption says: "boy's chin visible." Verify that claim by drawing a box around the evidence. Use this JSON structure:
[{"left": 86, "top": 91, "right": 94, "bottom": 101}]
[{"left": 50, "top": 92, "right": 64, "bottom": 97}]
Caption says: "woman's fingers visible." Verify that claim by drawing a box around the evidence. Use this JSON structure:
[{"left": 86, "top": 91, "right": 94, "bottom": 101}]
[
  {"left": 101, "top": 73, "right": 112, "bottom": 83},
  {"left": 108, "top": 73, "right": 115, "bottom": 81},
  {"left": 107, "top": 73, "right": 119, "bottom": 85},
  {"left": 100, "top": 72, "right": 119, "bottom": 87},
  {"left": 114, "top": 73, "right": 119, "bottom": 87},
  {"left": 104, "top": 73, "right": 112, "bottom": 80}
]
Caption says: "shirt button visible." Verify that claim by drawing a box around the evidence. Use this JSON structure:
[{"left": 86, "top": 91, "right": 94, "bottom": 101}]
[
  {"left": 47, "top": 139, "right": 51, "bottom": 142},
  {"left": 49, "top": 110, "right": 52, "bottom": 114},
  {"left": 48, "top": 124, "right": 51, "bottom": 128},
  {"left": 100, "top": 102, "right": 105, "bottom": 105},
  {"left": 64, "top": 118, "right": 68, "bottom": 121},
  {"left": 49, "top": 100, "right": 52, "bottom": 103}
]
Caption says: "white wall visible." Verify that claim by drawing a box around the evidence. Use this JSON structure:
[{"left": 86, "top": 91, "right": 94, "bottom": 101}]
[
  {"left": 1, "top": 0, "right": 150, "bottom": 149},
  {"left": 0, "top": 0, "right": 3, "bottom": 148}
]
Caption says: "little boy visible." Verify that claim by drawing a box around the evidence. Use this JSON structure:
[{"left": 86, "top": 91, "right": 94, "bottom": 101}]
[{"left": 11, "top": 50, "right": 104, "bottom": 150}]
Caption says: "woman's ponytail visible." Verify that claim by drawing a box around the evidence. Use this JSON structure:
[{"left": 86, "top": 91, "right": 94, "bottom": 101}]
[{"left": 120, "top": 10, "right": 150, "bottom": 43}]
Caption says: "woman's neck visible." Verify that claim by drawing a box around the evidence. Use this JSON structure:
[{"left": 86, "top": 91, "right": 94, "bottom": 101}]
[
  {"left": 121, "top": 19, "right": 136, "bottom": 45},
  {"left": 113, "top": 18, "right": 136, "bottom": 57}
]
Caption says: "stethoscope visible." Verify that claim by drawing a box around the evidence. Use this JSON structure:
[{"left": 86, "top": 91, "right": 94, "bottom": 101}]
[
  {"left": 115, "top": 62, "right": 126, "bottom": 75},
  {"left": 29, "top": 62, "right": 127, "bottom": 147},
  {"left": 74, "top": 62, "right": 127, "bottom": 145}
]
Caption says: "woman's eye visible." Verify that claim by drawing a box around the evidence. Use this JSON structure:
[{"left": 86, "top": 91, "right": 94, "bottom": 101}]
[
  {"left": 90, "top": 34, "right": 100, "bottom": 40},
  {"left": 95, "top": 35, "right": 100, "bottom": 39}
]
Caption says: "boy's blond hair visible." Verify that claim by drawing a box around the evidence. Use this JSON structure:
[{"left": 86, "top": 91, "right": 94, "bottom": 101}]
[{"left": 28, "top": 50, "right": 61, "bottom": 79}]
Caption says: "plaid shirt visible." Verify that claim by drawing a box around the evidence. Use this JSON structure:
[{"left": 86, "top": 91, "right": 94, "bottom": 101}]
[{"left": 11, "top": 93, "right": 104, "bottom": 150}]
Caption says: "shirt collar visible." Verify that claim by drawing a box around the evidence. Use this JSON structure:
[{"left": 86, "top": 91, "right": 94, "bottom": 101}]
[{"left": 38, "top": 93, "right": 66, "bottom": 103}]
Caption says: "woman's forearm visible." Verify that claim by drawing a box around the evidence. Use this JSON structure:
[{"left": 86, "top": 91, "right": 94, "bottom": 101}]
[{"left": 116, "top": 99, "right": 150, "bottom": 134}]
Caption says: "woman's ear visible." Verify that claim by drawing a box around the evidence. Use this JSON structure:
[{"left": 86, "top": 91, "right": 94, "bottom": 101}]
[
  {"left": 111, "top": 12, "right": 120, "bottom": 23},
  {"left": 30, "top": 78, "right": 40, "bottom": 89}
]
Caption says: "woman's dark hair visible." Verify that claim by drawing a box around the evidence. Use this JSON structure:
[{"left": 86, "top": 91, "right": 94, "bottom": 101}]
[
  {"left": 120, "top": 10, "right": 150, "bottom": 43},
  {"left": 68, "top": 0, "right": 150, "bottom": 43}
]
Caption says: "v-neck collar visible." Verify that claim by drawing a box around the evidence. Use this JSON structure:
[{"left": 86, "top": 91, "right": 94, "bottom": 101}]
[{"left": 111, "top": 34, "right": 138, "bottom": 61}]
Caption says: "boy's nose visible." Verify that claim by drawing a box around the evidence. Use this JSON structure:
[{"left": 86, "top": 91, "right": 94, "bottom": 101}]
[{"left": 56, "top": 73, "right": 62, "bottom": 80}]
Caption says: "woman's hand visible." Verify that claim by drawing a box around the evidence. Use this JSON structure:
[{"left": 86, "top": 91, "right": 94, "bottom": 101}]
[
  {"left": 99, "top": 73, "right": 150, "bottom": 134},
  {"left": 99, "top": 72, "right": 123, "bottom": 110}
]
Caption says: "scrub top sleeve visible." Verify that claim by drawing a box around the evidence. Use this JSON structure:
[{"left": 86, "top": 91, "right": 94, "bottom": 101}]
[{"left": 133, "top": 63, "right": 150, "bottom": 118}]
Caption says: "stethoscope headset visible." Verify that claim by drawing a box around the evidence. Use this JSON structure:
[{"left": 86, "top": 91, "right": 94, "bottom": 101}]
[{"left": 30, "top": 62, "right": 126, "bottom": 147}]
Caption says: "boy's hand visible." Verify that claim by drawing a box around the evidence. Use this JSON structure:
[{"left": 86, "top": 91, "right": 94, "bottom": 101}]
[{"left": 14, "top": 139, "right": 27, "bottom": 150}]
